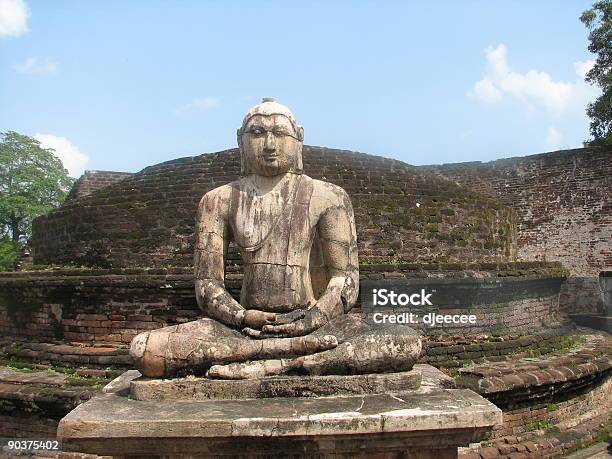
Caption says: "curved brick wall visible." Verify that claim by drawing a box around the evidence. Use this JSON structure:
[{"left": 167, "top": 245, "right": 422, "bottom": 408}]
[{"left": 32, "top": 146, "right": 517, "bottom": 268}]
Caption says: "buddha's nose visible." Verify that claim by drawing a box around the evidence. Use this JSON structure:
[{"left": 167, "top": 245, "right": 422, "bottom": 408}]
[{"left": 263, "top": 132, "right": 276, "bottom": 152}]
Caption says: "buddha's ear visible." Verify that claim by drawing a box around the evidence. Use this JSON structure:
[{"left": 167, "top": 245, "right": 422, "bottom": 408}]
[
  {"left": 237, "top": 128, "right": 247, "bottom": 175},
  {"left": 297, "top": 125, "right": 304, "bottom": 142}
]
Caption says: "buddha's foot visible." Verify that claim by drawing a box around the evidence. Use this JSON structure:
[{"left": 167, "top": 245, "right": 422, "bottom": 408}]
[
  {"left": 206, "top": 334, "right": 339, "bottom": 379},
  {"left": 206, "top": 342, "right": 352, "bottom": 380},
  {"left": 207, "top": 359, "right": 294, "bottom": 379}
]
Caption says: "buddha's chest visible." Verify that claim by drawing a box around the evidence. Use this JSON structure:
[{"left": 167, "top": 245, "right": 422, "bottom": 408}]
[{"left": 229, "top": 175, "right": 316, "bottom": 264}]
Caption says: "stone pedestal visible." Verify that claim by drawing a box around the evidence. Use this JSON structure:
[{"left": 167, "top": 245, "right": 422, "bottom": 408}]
[
  {"left": 58, "top": 365, "right": 501, "bottom": 458},
  {"left": 130, "top": 368, "right": 422, "bottom": 401}
]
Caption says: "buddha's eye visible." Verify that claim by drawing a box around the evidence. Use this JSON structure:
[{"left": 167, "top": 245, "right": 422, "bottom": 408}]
[
  {"left": 273, "top": 129, "right": 290, "bottom": 137},
  {"left": 250, "top": 127, "right": 264, "bottom": 135}
]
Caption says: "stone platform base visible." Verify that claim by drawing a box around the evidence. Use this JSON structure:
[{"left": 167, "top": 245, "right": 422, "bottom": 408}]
[
  {"left": 58, "top": 365, "right": 502, "bottom": 458},
  {"left": 131, "top": 368, "right": 422, "bottom": 401}
]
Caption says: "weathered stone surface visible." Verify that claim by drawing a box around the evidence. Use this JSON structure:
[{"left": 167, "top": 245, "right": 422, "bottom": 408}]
[
  {"left": 0, "top": 366, "right": 96, "bottom": 420},
  {"left": 58, "top": 364, "right": 502, "bottom": 457},
  {"left": 130, "top": 368, "right": 421, "bottom": 400},
  {"left": 569, "top": 312, "right": 612, "bottom": 334}
]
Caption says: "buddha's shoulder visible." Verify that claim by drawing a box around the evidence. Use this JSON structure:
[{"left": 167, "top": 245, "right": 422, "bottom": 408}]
[
  {"left": 306, "top": 175, "right": 351, "bottom": 207},
  {"left": 198, "top": 183, "right": 234, "bottom": 211}
]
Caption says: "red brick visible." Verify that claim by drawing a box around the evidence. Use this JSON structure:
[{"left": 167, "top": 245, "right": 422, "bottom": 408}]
[
  {"left": 522, "top": 441, "right": 538, "bottom": 453},
  {"left": 497, "top": 444, "right": 515, "bottom": 454},
  {"left": 479, "top": 447, "right": 500, "bottom": 459}
]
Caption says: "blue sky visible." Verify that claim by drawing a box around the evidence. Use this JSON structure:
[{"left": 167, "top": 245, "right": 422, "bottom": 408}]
[{"left": 0, "top": 0, "right": 599, "bottom": 177}]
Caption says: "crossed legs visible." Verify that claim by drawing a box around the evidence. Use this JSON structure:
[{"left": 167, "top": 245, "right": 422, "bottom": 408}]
[
  {"left": 130, "top": 318, "right": 338, "bottom": 378},
  {"left": 130, "top": 314, "right": 421, "bottom": 379}
]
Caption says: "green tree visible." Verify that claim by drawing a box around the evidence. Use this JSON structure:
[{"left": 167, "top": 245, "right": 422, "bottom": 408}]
[
  {"left": 0, "top": 236, "right": 19, "bottom": 272},
  {"left": 581, "top": 0, "right": 612, "bottom": 145},
  {"left": 0, "top": 131, "right": 74, "bottom": 244}
]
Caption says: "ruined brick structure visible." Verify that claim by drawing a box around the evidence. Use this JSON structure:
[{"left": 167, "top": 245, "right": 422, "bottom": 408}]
[
  {"left": 66, "top": 170, "right": 133, "bottom": 201},
  {"left": 421, "top": 146, "right": 611, "bottom": 314}
]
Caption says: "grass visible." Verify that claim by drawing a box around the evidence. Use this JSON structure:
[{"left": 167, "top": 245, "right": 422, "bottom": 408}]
[
  {"left": 0, "top": 356, "right": 109, "bottom": 387},
  {"left": 526, "top": 419, "right": 554, "bottom": 431}
]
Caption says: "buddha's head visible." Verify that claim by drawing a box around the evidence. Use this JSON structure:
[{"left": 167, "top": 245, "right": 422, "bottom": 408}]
[{"left": 237, "top": 98, "right": 304, "bottom": 176}]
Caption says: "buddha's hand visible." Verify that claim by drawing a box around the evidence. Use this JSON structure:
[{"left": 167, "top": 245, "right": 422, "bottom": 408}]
[
  {"left": 241, "top": 309, "right": 305, "bottom": 338},
  {"left": 273, "top": 309, "right": 306, "bottom": 325},
  {"left": 261, "top": 307, "right": 328, "bottom": 337},
  {"left": 242, "top": 309, "right": 277, "bottom": 329}
]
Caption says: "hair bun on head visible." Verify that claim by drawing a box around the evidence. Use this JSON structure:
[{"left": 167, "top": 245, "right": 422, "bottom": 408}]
[{"left": 240, "top": 98, "right": 302, "bottom": 141}]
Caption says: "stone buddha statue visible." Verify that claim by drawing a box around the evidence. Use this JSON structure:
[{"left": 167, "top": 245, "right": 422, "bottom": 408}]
[{"left": 130, "top": 99, "right": 421, "bottom": 379}]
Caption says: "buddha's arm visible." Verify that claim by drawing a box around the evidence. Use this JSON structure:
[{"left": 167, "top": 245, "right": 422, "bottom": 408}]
[
  {"left": 194, "top": 187, "right": 247, "bottom": 328},
  {"left": 311, "top": 188, "right": 360, "bottom": 319},
  {"left": 316, "top": 190, "right": 359, "bottom": 320},
  {"left": 195, "top": 187, "right": 278, "bottom": 330}
]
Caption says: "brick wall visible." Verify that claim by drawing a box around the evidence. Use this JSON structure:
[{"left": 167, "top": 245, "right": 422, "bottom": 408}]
[
  {"left": 66, "top": 170, "right": 133, "bottom": 201},
  {"left": 33, "top": 146, "right": 610, "bottom": 315},
  {"left": 421, "top": 146, "right": 612, "bottom": 314},
  {"left": 492, "top": 377, "right": 611, "bottom": 438},
  {"left": 32, "top": 147, "right": 517, "bottom": 268}
]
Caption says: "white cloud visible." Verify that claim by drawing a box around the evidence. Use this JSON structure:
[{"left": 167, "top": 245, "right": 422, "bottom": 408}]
[
  {"left": 13, "top": 57, "right": 59, "bottom": 75},
  {"left": 176, "top": 96, "right": 219, "bottom": 114},
  {"left": 470, "top": 44, "right": 596, "bottom": 114},
  {"left": 34, "top": 134, "right": 89, "bottom": 178},
  {"left": 544, "top": 127, "right": 562, "bottom": 150},
  {"left": 472, "top": 79, "right": 502, "bottom": 103},
  {"left": 0, "top": 0, "right": 29, "bottom": 37},
  {"left": 574, "top": 59, "right": 595, "bottom": 80}
]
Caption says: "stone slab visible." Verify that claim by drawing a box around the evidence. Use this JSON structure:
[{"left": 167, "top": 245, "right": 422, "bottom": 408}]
[
  {"left": 58, "top": 365, "right": 501, "bottom": 457},
  {"left": 130, "top": 369, "right": 422, "bottom": 401},
  {"left": 103, "top": 369, "right": 141, "bottom": 395}
]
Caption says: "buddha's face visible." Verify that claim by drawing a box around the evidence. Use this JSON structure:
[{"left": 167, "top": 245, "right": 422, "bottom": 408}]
[{"left": 239, "top": 114, "right": 303, "bottom": 176}]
